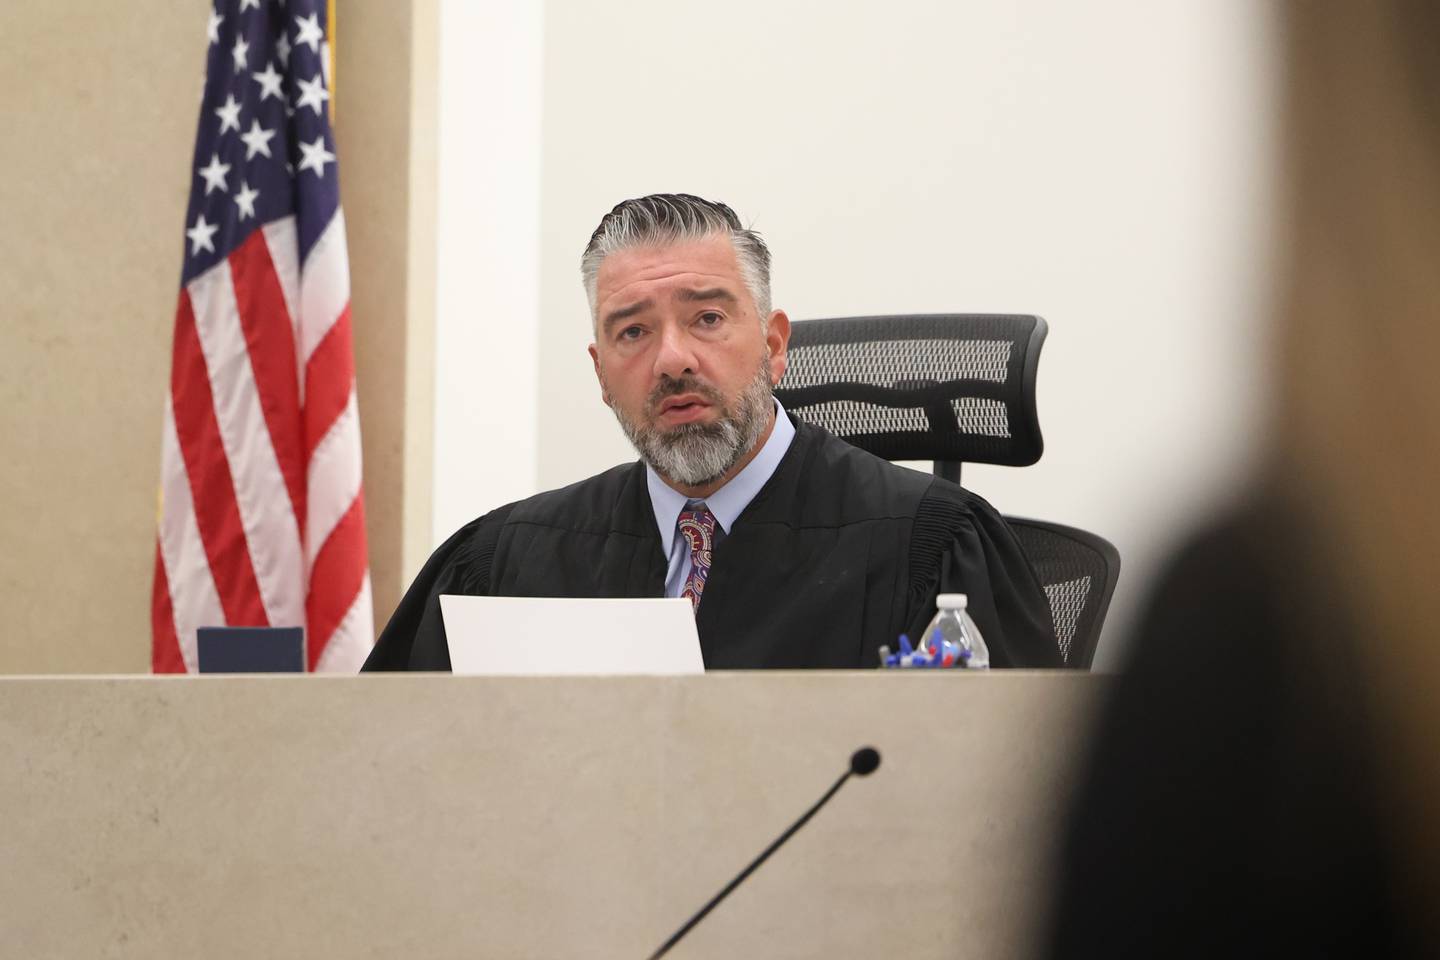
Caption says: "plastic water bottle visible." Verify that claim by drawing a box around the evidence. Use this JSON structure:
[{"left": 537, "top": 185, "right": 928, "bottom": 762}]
[{"left": 920, "top": 593, "right": 989, "bottom": 670}]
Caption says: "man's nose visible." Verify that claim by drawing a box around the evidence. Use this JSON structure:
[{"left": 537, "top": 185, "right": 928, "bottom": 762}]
[{"left": 652, "top": 323, "right": 698, "bottom": 381}]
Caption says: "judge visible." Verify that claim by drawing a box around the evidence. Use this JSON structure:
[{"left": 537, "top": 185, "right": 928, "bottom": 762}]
[{"left": 364, "top": 194, "right": 1059, "bottom": 671}]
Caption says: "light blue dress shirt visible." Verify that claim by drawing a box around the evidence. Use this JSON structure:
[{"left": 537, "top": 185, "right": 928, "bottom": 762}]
[{"left": 646, "top": 399, "right": 797, "bottom": 598}]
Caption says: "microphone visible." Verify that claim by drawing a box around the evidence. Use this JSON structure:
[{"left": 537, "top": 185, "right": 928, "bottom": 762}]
[{"left": 646, "top": 747, "right": 882, "bottom": 960}]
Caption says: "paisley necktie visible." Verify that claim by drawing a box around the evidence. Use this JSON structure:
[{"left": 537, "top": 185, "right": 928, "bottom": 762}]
[{"left": 677, "top": 504, "right": 717, "bottom": 612}]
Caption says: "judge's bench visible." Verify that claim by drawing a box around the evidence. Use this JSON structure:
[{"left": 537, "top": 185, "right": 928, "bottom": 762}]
[{"left": 1, "top": 671, "right": 1102, "bottom": 958}]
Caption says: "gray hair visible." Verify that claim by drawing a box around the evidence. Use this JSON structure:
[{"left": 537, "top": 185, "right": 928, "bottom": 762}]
[{"left": 580, "top": 194, "right": 772, "bottom": 329}]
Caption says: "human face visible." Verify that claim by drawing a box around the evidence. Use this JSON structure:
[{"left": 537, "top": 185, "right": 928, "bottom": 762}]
[{"left": 588, "top": 234, "right": 790, "bottom": 492}]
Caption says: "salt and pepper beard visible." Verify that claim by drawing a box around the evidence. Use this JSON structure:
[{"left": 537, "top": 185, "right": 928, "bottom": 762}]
[{"left": 607, "top": 357, "right": 776, "bottom": 488}]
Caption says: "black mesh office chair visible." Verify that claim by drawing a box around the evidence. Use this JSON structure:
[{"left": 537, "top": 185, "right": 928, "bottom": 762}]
[
  {"left": 773, "top": 314, "right": 1119, "bottom": 667},
  {"left": 1006, "top": 518, "right": 1120, "bottom": 669}
]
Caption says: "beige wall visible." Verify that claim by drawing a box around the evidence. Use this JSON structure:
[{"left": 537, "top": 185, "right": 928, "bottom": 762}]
[
  {"left": 335, "top": 0, "right": 437, "bottom": 639},
  {"left": 0, "top": 2, "right": 432, "bottom": 673}
]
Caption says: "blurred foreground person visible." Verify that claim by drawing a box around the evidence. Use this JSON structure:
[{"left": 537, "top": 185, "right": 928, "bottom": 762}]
[{"left": 1043, "top": 3, "right": 1440, "bottom": 956}]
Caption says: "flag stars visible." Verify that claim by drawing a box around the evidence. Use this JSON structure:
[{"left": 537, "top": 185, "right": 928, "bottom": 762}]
[
  {"left": 239, "top": 0, "right": 262, "bottom": 10},
  {"left": 240, "top": 119, "right": 276, "bottom": 160},
  {"left": 275, "top": 31, "right": 292, "bottom": 67},
  {"left": 231, "top": 35, "right": 250, "bottom": 72},
  {"left": 214, "top": 93, "right": 243, "bottom": 135},
  {"left": 252, "top": 61, "right": 284, "bottom": 101},
  {"left": 186, "top": 213, "right": 219, "bottom": 256},
  {"left": 233, "top": 182, "right": 260, "bottom": 221},
  {"left": 297, "top": 136, "right": 335, "bottom": 178},
  {"left": 207, "top": 9, "right": 224, "bottom": 45},
  {"left": 294, "top": 12, "right": 324, "bottom": 52},
  {"left": 197, "top": 153, "right": 231, "bottom": 194},
  {"left": 296, "top": 73, "right": 329, "bottom": 115}
]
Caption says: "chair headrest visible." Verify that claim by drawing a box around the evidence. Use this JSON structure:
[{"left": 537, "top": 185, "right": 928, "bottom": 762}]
[{"left": 774, "top": 313, "right": 1047, "bottom": 466}]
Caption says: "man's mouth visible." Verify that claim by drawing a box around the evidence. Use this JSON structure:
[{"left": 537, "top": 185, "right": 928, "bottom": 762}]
[{"left": 656, "top": 393, "right": 714, "bottom": 424}]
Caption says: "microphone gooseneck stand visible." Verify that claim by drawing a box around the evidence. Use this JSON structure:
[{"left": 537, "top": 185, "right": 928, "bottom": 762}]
[{"left": 646, "top": 747, "right": 882, "bottom": 960}]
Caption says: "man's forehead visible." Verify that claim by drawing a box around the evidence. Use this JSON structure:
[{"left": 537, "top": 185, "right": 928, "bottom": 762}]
[{"left": 596, "top": 236, "right": 744, "bottom": 301}]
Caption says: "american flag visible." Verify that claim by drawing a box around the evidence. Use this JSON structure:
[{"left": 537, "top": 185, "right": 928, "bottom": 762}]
[{"left": 152, "top": 0, "right": 372, "bottom": 673}]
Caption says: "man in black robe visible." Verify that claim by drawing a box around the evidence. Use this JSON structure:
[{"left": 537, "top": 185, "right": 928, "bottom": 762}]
[{"left": 364, "top": 194, "right": 1058, "bottom": 671}]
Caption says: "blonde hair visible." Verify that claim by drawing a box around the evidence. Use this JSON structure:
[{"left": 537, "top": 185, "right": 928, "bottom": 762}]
[{"left": 1275, "top": 0, "right": 1440, "bottom": 919}]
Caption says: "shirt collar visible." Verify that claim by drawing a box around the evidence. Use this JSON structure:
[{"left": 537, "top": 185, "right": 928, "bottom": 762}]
[{"left": 647, "top": 398, "right": 797, "bottom": 554}]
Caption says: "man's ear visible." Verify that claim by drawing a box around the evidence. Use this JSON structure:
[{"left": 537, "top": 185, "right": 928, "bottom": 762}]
[
  {"left": 588, "top": 343, "right": 612, "bottom": 406},
  {"left": 766, "top": 310, "right": 791, "bottom": 385}
]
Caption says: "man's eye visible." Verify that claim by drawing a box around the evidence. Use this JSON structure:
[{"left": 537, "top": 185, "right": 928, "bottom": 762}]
[
  {"left": 619, "top": 326, "right": 644, "bottom": 340},
  {"left": 698, "top": 312, "right": 723, "bottom": 326}
]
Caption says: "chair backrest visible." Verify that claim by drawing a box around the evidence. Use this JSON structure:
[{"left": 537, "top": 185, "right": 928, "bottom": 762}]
[
  {"left": 773, "top": 313, "right": 1047, "bottom": 483},
  {"left": 1004, "top": 518, "right": 1120, "bottom": 669},
  {"left": 774, "top": 314, "right": 1119, "bottom": 666}
]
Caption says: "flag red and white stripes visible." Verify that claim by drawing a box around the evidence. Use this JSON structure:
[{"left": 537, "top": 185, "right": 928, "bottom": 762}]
[
  {"left": 153, "top": 1, "right": 372, "bottom": 672},
  {"left": 153, "top": 212, "right": 372, "bottom": 673}
]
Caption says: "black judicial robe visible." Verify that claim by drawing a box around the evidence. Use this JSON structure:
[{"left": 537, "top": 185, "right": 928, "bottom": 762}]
[{"left": 363, "top": 419, "right": 1060, "bottom": 671}]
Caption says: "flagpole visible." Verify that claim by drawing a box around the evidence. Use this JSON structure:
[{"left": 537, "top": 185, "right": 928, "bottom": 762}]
[{"left": 327, "top": 0, "right": 338, "bottom": 120}]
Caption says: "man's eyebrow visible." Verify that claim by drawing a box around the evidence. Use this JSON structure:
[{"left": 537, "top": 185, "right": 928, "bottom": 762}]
[
  {"left": 601, "top": 298, "right": 653, "bottom": 331},
  {"left": 677, "top": 287, "right": 738, "bottom": 304}
]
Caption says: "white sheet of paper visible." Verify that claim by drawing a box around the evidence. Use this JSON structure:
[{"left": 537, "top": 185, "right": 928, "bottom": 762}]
[{"left": 440, "top": 595, "right": 704, "bottom": 676}]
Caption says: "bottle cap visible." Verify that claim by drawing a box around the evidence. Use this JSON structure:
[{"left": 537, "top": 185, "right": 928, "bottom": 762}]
[{"left": 936, "top": 593, "right": 968, "bottom": 609}]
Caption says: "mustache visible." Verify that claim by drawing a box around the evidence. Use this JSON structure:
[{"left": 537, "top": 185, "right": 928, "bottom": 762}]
[{"left": 646, "top": 376, "right": 724, "bottom": 414}]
